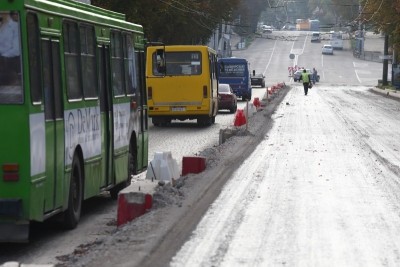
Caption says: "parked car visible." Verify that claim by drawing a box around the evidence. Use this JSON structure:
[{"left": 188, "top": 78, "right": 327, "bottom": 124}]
[
  {"left": 262, "top": 25, "right": 273, "bottom": 33},
  {"left": 322, "top": 44, "right": 334, "bottom": 55},
  {"left": 293, "top": 69, "right": 320, "bottom": 83},
  {"left": 251, "top": 73, "right": 265, "bottom": 87},
  {"left": 218, "top": 83, "right": 237, "bottom": 113}
]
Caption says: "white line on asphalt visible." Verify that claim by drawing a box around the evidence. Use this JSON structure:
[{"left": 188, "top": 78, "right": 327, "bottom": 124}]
[
  {"left": 301, "top": 33, "right": 308, "bottom": 54},
  {"left": 262, "top": 39, "right": 277, "bottom": 76},
  {"left": 353, "top": 62, "right": 362, "bottom": 83}
]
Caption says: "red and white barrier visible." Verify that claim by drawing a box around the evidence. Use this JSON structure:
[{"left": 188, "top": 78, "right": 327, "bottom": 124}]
[
  {"left": 182, "top": 156, "right": 206, "bottom": 176},
  {"left": 117, "top": 179, "right": 156, "bottom": 226}
]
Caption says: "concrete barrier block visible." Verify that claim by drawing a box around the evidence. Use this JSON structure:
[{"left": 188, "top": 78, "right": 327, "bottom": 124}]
[
  {"left": 117, "top": 179, "right": 157, "bottom": 227},
  {"left": 182, "top": 156, "right": 206, "bottom": 176},
  {"left": 146, "top": 151, "right": 180, "bottom": 183},
  {"left": 219, "top": 128, "right": 238, "bottom": 144}
]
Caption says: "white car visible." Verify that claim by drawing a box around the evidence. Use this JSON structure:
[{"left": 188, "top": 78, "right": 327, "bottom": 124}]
[
  {"left": 322, "top": 44, "right": 334, "bottom": 55},
  {"left": 262, "top": 25, "right": 273, "bottom": 33},
  {"left": 311, "top": 32, "right": 321, "bottom": 43}
]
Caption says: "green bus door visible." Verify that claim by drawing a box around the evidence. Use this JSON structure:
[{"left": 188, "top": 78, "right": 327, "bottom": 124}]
[
  {"left": 42, "top": 39, "right": 64, "bottom": 213},
  {"left": 98, "top": 45, "right": 113, "bottom": 186}
]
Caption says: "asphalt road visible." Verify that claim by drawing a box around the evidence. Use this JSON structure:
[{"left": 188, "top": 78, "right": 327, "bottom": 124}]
[
  {"left": 171, "top": 85, "right": 400, "bottom": 266},
  {"left": 1, "top": 30, "right": 397, "bottom": 267}
]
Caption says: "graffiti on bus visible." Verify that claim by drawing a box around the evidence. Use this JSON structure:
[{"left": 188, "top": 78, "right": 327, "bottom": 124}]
[{"left": 65, "top": 106, "right": 101, "bottom": 164}]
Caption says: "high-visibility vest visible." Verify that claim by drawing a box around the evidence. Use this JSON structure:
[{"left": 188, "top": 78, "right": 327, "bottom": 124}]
[{"left": 301, "top": 72, "right": 310, "bottom": 83}]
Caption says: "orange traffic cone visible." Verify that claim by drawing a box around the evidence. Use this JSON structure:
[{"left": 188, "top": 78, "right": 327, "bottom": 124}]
[{"left": 234, "top": 109, "right": 246, "bottom": 126}]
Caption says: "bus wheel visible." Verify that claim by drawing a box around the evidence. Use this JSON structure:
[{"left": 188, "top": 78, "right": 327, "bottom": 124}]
[{"left": 63, "top": 155, "right": 83, "bottom": 229}]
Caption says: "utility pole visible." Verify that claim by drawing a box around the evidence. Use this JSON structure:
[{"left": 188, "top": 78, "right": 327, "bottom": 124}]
[
  {"left": 357, "top": 1, "right": 364, "bottom": 54},
  {"left": 382, "top": 34, "right": 389, "bottom": 86}
]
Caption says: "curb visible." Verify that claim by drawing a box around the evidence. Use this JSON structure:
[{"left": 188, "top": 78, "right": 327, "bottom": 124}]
[{"left": 370, "top": 87, "right": 400, "bottom": 100}]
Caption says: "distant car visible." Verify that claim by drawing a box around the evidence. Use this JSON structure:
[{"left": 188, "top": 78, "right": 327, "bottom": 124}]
[
  {"left": 262, "top": 25, "right": 273, "bottom": 33},
  {"left": 218, "top": 83, "right": 237, "bottom": 113},
  {"left": 311, "top": 32, "right": 321, "bottom": 43},
  {"left": 322, "top": 44, "right": 334, "bottom": 55},
  {"left": 251, "top": 73, "right": 265, "bottom": 87}
]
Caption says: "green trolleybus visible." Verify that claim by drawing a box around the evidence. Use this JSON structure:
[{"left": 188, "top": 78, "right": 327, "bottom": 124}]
[{"left": 0, "top": 0, "right": 149, "bottom": 242}]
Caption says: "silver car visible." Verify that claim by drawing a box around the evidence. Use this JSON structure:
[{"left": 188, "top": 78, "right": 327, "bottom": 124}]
[{"left": 322, "top": 44, "right": 334, "bottom": 55}]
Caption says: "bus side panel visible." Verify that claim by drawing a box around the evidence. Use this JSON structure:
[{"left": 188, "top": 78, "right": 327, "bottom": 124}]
[
  {"left": 113, "top": 102, "right": 130, "bottom": 184},
  {"left": 131, "top": 113, "right": 147, "bottom": 173},
  {"left": 64, "top": 106, "right": 102, "bottom": 199},
  {"left": 100, "top": 111, "right": 108, "bottom": 187},
  {"left": 28, "top": 113, "right": 46, "bottom": 221},
  {"left": 209, "top": 52, "right": 219, "bottom": 117},
  {"left": 83, "top": 160, "right": 102, "bottom": 199}
]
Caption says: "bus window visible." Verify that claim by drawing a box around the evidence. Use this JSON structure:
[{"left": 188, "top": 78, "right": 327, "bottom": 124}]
[
  {"left": 161, "top": 51, "right": 202, "bottom": 76},
  {"left": 0, "top": 11, "right": 23, "bottom": 104},
  {"left": 111, "top": 31, "right": 125, "bottom": 97},
  {"left": 63, "top": 21, "right": 82, "bottom": 100},
  {"left": 80, "top": 24, "right": 97, "bottom": 98},
  {"left": 152, "top": 50, "right": 166, "bottom": 76},
  {"left": 27, "top": 12, "right": 42, "bottom": 104},
  {"left": 155, "top": 49, "right": 165, "bottom": 74},
  {"left": 124, "top": 33, "right": 137, "bottom": 96}
]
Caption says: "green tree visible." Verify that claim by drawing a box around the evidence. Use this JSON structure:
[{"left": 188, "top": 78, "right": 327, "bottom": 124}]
[
  {"left": 92, "top": 0, "right": 240, "bottom": 44},
  {"left": 359, "top": 0, "right": 400, "bottom": 61}
]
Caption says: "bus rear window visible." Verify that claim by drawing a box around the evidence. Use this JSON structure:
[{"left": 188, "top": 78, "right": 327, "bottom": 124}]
[
  {"left": 153, "top": 51, "right": 202, "bottom": 76},
  {"left": 0, "top": 11, "right": 23, "bottom": 104},
  {"left": 219, "top": 63, "right": 246, "bottom": 77}
]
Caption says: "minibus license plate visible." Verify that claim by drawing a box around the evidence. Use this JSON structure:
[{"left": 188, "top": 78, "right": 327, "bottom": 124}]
[{"left": 172, "top": 107, "right": 185, "bottom": 112}]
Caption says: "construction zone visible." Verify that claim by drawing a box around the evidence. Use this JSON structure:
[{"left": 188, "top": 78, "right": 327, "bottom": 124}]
[{"left": 116, "top": 82, "right": 289, "bottom": 227}]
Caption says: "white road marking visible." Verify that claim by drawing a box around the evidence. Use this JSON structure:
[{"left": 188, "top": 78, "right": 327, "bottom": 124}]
[
  {"left": 353, "top": 62, "right": 362, "bottom": 84},
  {"left": 262, "top": 40, "right": 277, "bottom": 76}
]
